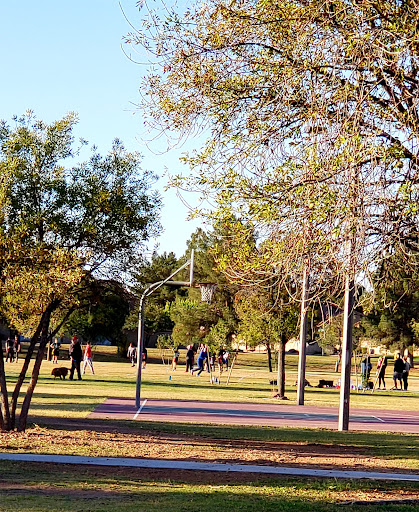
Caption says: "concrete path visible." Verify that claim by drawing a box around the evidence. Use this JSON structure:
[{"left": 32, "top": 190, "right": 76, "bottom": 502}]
[
  {"left": 1, "top": 452, "right": 418, "bottom": 481},
  {"left": 89, "top": 397, "right": 419, "bottom": 433}
]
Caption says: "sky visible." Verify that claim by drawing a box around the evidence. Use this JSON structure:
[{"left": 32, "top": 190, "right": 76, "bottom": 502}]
[{"left": 0, "top": 0, "right": 201, "bottom": 258}]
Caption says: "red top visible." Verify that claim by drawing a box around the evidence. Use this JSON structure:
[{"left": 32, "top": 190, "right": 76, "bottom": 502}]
[{"left": 84, "top": 345, "right": 92, "bottom": 358}]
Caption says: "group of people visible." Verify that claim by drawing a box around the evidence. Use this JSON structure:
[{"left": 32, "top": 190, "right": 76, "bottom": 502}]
[
  {"left": 4, "top": 335, "right": 21, "bottom": 363},
  {"left": 370, "top": 352, "right": 412, "bottom": 391},
  {"left": 127, "top": 342, "right": 147, "bottom": 369},
  {"left": 185, "top": 344, "right": 229, "bottom": 376},
  {"left": 391, "top": 352, "right": 411, "bottom": 391},
  {"left": 68, "top": 336, "right": 95, "bottom": 380}
]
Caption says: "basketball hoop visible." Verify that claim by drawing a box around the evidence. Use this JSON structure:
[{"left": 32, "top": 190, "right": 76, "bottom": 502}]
[{"left": 199, "top": 283, "right": 217, "bottom": 303}]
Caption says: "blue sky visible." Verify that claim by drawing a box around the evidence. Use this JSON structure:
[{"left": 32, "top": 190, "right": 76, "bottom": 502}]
[{"left": 0, "top": 0, "right": 200, "bottom": 257}]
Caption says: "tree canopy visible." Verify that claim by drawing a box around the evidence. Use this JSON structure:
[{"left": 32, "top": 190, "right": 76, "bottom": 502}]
[
  {"left": 135, "top": 0, "right": 419, "bottom": 301},
  {"left": 0, "top": 111, "right": 161, "bottom": 431}
]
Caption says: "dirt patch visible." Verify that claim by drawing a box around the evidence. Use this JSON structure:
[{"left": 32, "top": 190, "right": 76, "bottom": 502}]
[{"left": 0, "top": 418, "right": 414, "bottom": 477}]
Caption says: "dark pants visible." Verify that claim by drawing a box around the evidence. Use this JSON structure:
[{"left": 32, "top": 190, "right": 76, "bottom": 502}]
[
  {"left": 378, "top": 371, "right": 385, "bottom": 388},
  {"left": 5, "top": 350, "right": 14, "bottom": 362},
  {"left": 403, "top": 372, "right": 409, "bottom": 390},
  {"left": 70, "top": 359, "right": 82, "bottom": 380},
  {"left": 193, "top": 358, "right": 205, "bottom": 376},
  {"left": 186, "top": 358, "right": 194, "bottom": 372}
]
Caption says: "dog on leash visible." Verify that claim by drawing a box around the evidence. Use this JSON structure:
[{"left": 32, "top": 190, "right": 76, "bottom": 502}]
[{"left": 51, "top": 367, "right": 69, "bottom": 380}]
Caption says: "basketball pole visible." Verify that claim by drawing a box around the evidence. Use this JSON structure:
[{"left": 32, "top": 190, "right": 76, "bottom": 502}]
[{"left": 136, "top": 250, "right": 195, "bottom": 409}]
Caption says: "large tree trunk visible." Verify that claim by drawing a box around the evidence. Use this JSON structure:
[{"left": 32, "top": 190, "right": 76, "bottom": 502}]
[
  {"left": 297, "top": 264, "right": 309, "bottom": 405},
  {"left": 10, "top": 311, "right": 48, "bottom": 429},
  {"left": 276, "top": 335, "right": 287, "bottom": 399},
  {"left": 18, "top": 308, "right": 53, "bottom": 432},
  {"left": 0, "top": 350, "right": 10, "bottom": 431}
]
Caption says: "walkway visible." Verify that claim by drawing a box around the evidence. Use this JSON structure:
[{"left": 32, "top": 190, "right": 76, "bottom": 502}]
[{"left": 1, "top": 453, "right": 418, "bottom": 481}]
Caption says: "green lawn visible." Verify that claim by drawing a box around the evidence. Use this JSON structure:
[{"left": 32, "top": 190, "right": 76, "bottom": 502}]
[
  {"left": 0, "top": 461, "right": 418, "bottom": 512},
  {"left": 4, "top": 347, "right": 418, "bottom": 420},
  {"left": 2, "top": 347, "right": 419, "bottom": 511}
]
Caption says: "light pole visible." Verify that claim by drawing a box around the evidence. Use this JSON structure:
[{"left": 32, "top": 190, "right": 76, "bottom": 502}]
[{"left": 135, "top": 250, "right": 195, "bottom": 409}]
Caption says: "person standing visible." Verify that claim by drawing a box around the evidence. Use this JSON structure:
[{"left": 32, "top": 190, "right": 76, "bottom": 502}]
[
  {"left": 82, "top": 341, "right": 95, "bottom": 375},
  {"left": 12, "top": 335, "right": 21, "bottom": 363},
  {"left": 392, "top": 352, "right": 405, "bottom": 390},
  {"left": 69, "top": 336, "right": 83, "bottom": 381},
  {"left": 217, "top": 347, "right": 225, "bottom": 372},
  {"left": 223, "top": 350, "right": 230, "bottom": 370},
  {"left": 376, "top": 355, "right": 387, "bottom": 390},
  {"left": 142, "top": 347, "right": 148, "bottom": 369},
  {"left": 127, "top": 342, "right": 137, "bottom": 367},
  {"left": 5, "top": 338, "right": 14, "bottom": 363},
  {"left": 402, "top": 356, "right": 411, "bottom": 391},
  {"left": 185, "top": 345, "right": 194, "bottom": 373},
  {"left": 172, "top": 346, "right": 180, "bottom": 370},
  {"left": 51, "top": 338, "right": 61, "bottom": 364}
]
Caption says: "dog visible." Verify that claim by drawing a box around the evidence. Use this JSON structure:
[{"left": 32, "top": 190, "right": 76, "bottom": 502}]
[{"left": 51, "top": 367, "right": 69, "bottom": 380}]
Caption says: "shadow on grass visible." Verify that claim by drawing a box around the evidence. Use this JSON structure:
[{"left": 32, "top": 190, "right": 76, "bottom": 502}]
[
  {"left": 1, "top": 460, "right": 419, "bottom": 512},
  {"left": 27, "top": 413, "right": 419, "bottom": 463}
]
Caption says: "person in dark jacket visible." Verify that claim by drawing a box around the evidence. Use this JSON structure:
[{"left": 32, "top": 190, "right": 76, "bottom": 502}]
[
  {"left": 69, "top": 336, "right": 83, "bottom": 381},
  {"left": 185, "top": 345, "right": 195, "bottom": 373},
  {"left": 5, "top": 338, "right": 14, "bottom": 362},
  {"left": 392, "top": 353, "right": 405, "bottom": 390}
]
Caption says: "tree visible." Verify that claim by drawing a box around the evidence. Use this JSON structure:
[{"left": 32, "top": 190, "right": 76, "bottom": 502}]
[
  {"left": 134, "top": 0, "right": 419, "bottom": 429},
  {"left": 63, "top": 279, "right": 131, "bottom": 348},
  {"left": 0, "top": 112, "right": 161, "bottom": 431},
  {"left": 362, "top": 252, "right": 419, "bottom": 353},
  {"left": 125, "top": 251, "right": 183, "bottom": 345},
  {"left": 165, "top": 227, "right": 239, "bottom": 349}
]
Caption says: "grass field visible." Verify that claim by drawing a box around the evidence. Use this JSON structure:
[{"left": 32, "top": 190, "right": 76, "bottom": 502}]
[
  {"left": 3, "top": 347, "right": 418, "bottom": 419},
  {"left": 1, "top": 347, "right": 419, "bottom": 511},
  {"left": 1, "top": 460, "right": 419, "bottom": 512}
]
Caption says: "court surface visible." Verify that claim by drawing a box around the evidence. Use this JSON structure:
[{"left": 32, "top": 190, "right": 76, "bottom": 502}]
[{"left": 89, "top": 398, "right": 419, "bottom": 433}]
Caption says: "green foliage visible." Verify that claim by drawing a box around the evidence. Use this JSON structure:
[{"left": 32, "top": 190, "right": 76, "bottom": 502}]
[
  {"left": 126, "top": 251, "right": 183, "bottom": 335},
  {"left": 0, "top": 111, "right": 161, "bottom": 431},
  {"left": 362, "top": 252, "right": 419, "bottom": 351},
  {"left": 137, "top": 0, "right": 419, "bottom": 313},
  {"left": 0, "top": 111, "right": 162, "bottom": 333},
  {"left": 169, "top": 296, "right": 216, "bottom": 346},
  {"left": 318, "top": 314, "right": 364, "bottom": 353},
  {"left": 156, "top": 334, "right": 176, "bottom": 350},
  {"left": 63, "top": 280, "right": 130, "bottom": 347},
  {"left": 235, "top": 290, "right": 299, "bottom": 350}
]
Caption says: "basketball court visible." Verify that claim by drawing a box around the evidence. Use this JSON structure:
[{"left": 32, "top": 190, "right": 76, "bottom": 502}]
[{"left": 89, "top": 397, "right": 419, "bottom": 433}]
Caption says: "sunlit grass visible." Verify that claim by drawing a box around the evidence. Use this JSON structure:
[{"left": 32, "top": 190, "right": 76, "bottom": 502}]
[
  {"left": 0, "top": 460, "right": 418, "bottom": 512},
  {"left": 3, "top": 348, "right": 418, "bottom": 421}
]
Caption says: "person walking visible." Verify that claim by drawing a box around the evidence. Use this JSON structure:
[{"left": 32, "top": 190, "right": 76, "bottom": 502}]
[
  {"left": 392, "top": 352, "right": 405, "bottom": 390},
  {"left": 376, "top": 355, "right": 387, "bottom": 390},
  {"left": 82, "top": 341, "right": 95, "bottom": 375},
  {"left": 127, "top": 342, "right": 137, "bottom": 367},
  {"left": 69, "top": 336, "right": 83, "bottom": 381},
  {"left": 402, "top": 356, "right": 411, "bottom": 391},
  {"left": 217, "top": 347, "right": 225, "bottom": 372},
  {"left": 223, "top": 350, "right": 230, "bottom": 370}
]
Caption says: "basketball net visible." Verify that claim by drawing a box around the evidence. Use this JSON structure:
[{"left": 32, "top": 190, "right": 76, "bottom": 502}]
[{"left": 199, "top": 283, "right": 217, "bottom": 303}]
